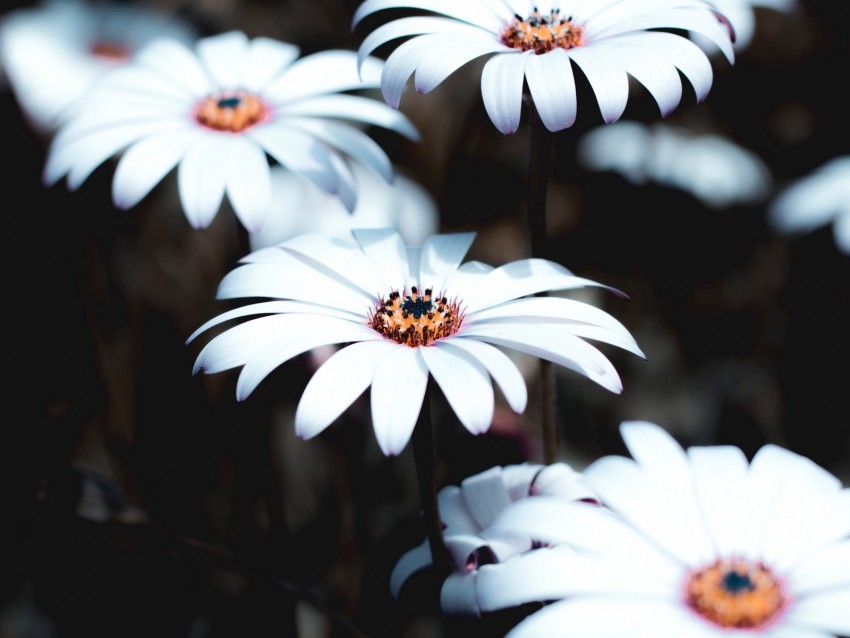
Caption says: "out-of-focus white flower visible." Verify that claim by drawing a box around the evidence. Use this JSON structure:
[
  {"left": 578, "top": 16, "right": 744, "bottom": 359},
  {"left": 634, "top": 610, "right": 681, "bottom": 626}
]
[
  {"left": 353, "top": 0, "right": 734, "bottom": 134},
  {"left": 768, "top": 156, "right": 850, "bottom": 254},
  {"left": 187, "top": 229, "right": 643, "bottom": 456},
  {"left": 43, "top": 31, "right": 418, "bottom": 232},
  {"left": 700, "top": 0, "right": 799, "bottom": 52},
  {"left": 0, "top": 0, "right": 196, "bottom": 131},
  {"left": 248, "top": 163, "right": 439, "bottom": 252},
  {"left": 483, "top": 421, "right": 850, "bottom": 637},
  {"left": 391, "top": 462, "right": 596, "bottom": 615},
  {"left": 577, "top": 121, "right": 772, "bottom": 209}
]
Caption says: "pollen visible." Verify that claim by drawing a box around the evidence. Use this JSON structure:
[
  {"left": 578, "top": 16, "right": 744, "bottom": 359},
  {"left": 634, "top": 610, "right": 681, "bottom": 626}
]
[
  {"left": 500, "top": 7, "right": 584, "bottom": 54},
  {"left": 685, "top": 559, "right": 787, "bottom": 629},
  {"left": 194, "top": 91, "right": 268, "bottom": 133},
  {"left": 369, "top": 287, "right": 462, "bottom": 347},
  {"left": 89, "top": 41, "right": 130, "bottom": 62}
]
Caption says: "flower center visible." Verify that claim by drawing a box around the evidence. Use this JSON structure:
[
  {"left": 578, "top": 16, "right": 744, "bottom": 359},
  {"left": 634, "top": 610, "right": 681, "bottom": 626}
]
[
  {"left": 370, "top": 287, "right": 462, "bottom": 347},
  {"left": 500, "top": 7, "right": 584, "bottom": 54},
  {"left": 90, "top": 41, "right": 130, "bottom": 62},
  {"left": 194, "top": 91, "right": 268, "bottom": 133},
  {"left": 685, "top": 559, "right": 787, "bottom": 629}
]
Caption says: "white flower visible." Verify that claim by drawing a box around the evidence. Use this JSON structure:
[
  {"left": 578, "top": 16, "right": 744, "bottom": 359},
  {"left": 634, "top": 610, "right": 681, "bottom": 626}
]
[
  {"left": 482, "top": 421, "right": 850, "bottom": 637},
  {"left": 391, "top": 462, "right": 596, "bottom": 615},
  {"left": 248, "top": 162, "right": 439, "bottom": 251},
  {"left": 577, "top": 121, "right": 772, "bottom": 209},
  {"left": 187, "top": 229, "right": 643, "bottom": 456},
  {"left": 768, "top": 156, "right": 850, "bottom": 255},
  {"left": 42, "top": 31, "right": 419, "bottom": 232},
  {"left": 352, "top": 0, "right": 734, "bottom": 134},
  {"left": 0, "top": 0, "right": 196, "bottom": 131}
]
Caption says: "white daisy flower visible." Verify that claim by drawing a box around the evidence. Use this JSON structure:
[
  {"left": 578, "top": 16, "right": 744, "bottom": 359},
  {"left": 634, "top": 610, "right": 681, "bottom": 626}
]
[
  {"left": 187, "top": 229, "right": 644, "bottom": 456},
  {"left": 483, "top": 421, "right": 850, "bottom": 637},
  {"left": 42, "top": 30, "right": 419, "bottom": 232},
  {"left": 248, "top": 162, "right": 439, "bottom": 251},
  {"left": 577, "top": 121, "right": 772, "bottom": 209},
  {"left": 0, "top": 0, "right": 196, "bottom": 131},
  {"left": 768, "top": 156, "right": 850, "bottom": 255},
  {"left": 352, "top": 0, "right": 735, "bottom": 134},
  {"left": 391, "top": 462, "right": 596, "bottom": 615}
]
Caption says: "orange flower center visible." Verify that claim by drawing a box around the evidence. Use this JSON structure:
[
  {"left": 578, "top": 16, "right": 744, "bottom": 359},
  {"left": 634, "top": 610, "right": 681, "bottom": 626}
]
[
  {"left": 685, "top": 559, "right": 787, "bottom": 629},
  {"left": 90, "top": 41, "right": 130, "bottom": 62},
  {"left": 370, "top": 287, "right": 462, "bottom": 347},
  {"left": 194, "top": 91, "right": 268, "bottom": 133},
  {"left": 500, "top": 8, "right": 584, "bottom": 54}
]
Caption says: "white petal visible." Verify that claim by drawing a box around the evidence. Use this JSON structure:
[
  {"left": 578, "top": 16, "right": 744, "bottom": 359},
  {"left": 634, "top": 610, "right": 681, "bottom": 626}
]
[
  {"left": 458, "top": 466, "right": 511, "bottom": 529},
  {"left": 193, "top": 313, "right": 300, "bottom": 374},
  {"left": 439, "top": 485, "right": 480, "bottom": 534},
  {"left": 327, "top": 151, "right": 357, "bottom": 213},
  {"left": 414, "top": 33, "right": 505, "bottom": 95},
  {"left": 786, "top": 590, "right": 850, "bottom": 636},
  {"left": 440, "top": 572, "right": 480, "bottom": 616},
  {"left": 533, "top": 463, "right": 597, "bottom": 501},
  {"left": 379, "top": 35, "right": 438, "bottom": 108},
  {"left": 177, "top": 135, "right": 228, "bottom": 228},
  {"left": 418, "top": 232, "right": 476, "bottom": 293},
  {"left": 788, "top": 539, "right": 850, "bottom": 594},
  {"left": 112, "top": 127, "right": 201, "bottom": 209},
  {"left": 525, "top": 49, "right": 577, "bottom": 132},
  {"left": 295, "top": 340, "right": 396, "bottom": 439},
  {"left": 390, "top": 540, "right": 431, "bottom": 597},
  {"left": 235, "top": 317, "right": 381, "bottom": 400},
  {"left": 134, "top": 37, "right": 212, "bottom": 97},
  {"left": 249, "top": 124, "right": 339, "bottom": 194},
  {"left": 242, "top": 37, "right": 300, "bottom": 92},
  {"left": 481, "top": 51, "right": 530, "bottom": 135},
  {"left": 833, "top": 210, "right": 850, "bottom": 254},
  {"left": 352, "top": 228, "right": 410, "bottom": 291},
  {"left": 444, "top": 338, "right": 527, "bottom": 413},
  {"left": 352, "top": 0, "right": 503, "bottom": 31},
  {"left": 500, "top": 464, "right": 545, "bottom": 500},
  {"left": 197, "top": 31, "right": 249, "bottom": 89},
  {"left": 357, "top": 17, "right": 482, "bottom": 69},
  {"left": 615, "top": 37, "right": 683, "bottom": 116},
  {"left": 265, "top": 50, "right": 383, "bottom": 104},
  {"left": 370, "top": 346, "right": 429, "bottom": 455},
  {"left": 421, "top": 342, "right": 494, "bottom": 435},
  {"left": 223, "top": 137, "right": 272, "bottom": 232},
  {"left": 568, "top": 46, "right": 629, "bottom": 123}
]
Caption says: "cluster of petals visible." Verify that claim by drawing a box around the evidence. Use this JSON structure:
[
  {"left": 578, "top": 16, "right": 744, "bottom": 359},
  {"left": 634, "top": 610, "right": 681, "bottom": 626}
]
[
  {"left": 0, "top": 0, "right": 196, "bottom": 132},
  {"left": 187, "top": 229, "right": 643, "bottom": 456},
  {"left": 43, "top": 30, "right": 419, "bottom": 232},
  {"left": 475, "top": 421, "right": 850, "bottom": 637},
  {"left": 353, "top": 0, "right": 735, "bottom": 134},
  {"left": 577, "top": 121, "right": 772, "bottom": 209},
  {"left": 768, "top": 156, "right": 850, "bottom": 254},
  {"left": 391, "top": 462, "right": 596, "bottom": 615}
]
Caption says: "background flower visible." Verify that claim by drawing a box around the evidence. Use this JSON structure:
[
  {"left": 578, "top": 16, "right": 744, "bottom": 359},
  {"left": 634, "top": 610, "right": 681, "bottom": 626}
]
[
  {"left": 353, "top": 0, "right": 734, "bottom": 133},
  {"left": 0, "top": 0, "right": 196, "bottom": 131},
  {"left": 43, "top": 30, "right": 419, "bottom": 231},
  {"left": 188, "top": 229, "right": 643, "bottom": 455}
]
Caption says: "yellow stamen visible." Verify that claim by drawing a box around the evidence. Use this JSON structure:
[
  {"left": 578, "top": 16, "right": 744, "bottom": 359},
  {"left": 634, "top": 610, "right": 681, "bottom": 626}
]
[
  {"left": 501, "top": 8, "right": 584, "bottom": 54},
  {"left": 370, "top": 287, "right": 462, "bottom": 347},
  {"left": 194, "top": 92, "right": 268, "bottom": 133}
]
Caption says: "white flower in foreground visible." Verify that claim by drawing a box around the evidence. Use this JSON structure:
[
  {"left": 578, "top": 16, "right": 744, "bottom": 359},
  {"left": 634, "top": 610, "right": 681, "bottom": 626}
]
[
  {"left": 248, "top": 162, "right": 439, "bottom": 251},
  {"left": 391, "top": 462, "right": 596, "bottom": 615},
  {"left": 577, "top": 121, "right": 772, "bottom": 209},
  {"left": 0, "top": 0, "right": 196, "bottom": 131},
  {"left": 768, "top": 156, "right": 850, "bottom": 255},
  {"left": 482, "top": 421, "right": 850, "bottom": 637},
  {"left": 187, "top": 229, "right": 643, "bottom": 455},
  {"left": 353, "top": 0, "right": 734, "bottom": 134},
  {"left": 43, "top": 31, "right": 418, "bottom": 232}
]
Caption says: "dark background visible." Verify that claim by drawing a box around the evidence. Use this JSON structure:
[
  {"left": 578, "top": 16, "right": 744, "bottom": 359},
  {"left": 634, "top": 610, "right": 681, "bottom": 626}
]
[{"left": 2, "top": 0, "right": 849, "bottom": 636}]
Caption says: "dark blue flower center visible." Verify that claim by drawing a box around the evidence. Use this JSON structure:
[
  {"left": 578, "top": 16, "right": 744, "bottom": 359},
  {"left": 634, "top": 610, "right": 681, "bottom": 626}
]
[
  {"left": 401, "top": 295, "right": 433, "bottom": 319},
  {"left": 722, "top": 570, "right": 755, "bottom": 594},
  {"left": 217, "top": 96, "right": 242, "bottom": 109}
]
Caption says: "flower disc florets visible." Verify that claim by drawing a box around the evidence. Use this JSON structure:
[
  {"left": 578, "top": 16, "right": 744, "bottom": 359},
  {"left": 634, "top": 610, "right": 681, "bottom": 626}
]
[
  {"left": 370, "top": 286, "right": 462, "bottom": 347},
  {"left": 500, "top": 7, "right": 584, "bottom": 54},
  {"left": 686, "top": 558, "right": 787, "bottom": 629},
  {"left": 194, "top": 90, "right": 268, "bottom": 133}
]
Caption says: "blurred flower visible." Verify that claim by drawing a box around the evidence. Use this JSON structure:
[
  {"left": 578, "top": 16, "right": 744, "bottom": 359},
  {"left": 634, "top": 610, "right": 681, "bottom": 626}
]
[
  {"left": 768, "top": 156, "right": 850, "bottom": 254},
  {"left": 248, "top": 162, "right": 439, "bottom": 251},
  {"left": 577, "top": 121, "right": 772, "bottom": 209},
  {"left": 43, "top": 31, "right": 418, "bottom": 232},
  {"left": 485, "top": 421, "right": 850, "bottom": 637},
  {"left": 701, "top": 0, "right": 799, "bottom": 52},
  {"left": 0, "top": 0, "right": 196, "bottom": 131},
  {"left": 391, "top": 462, "right": 596, "bottom": 615},
  {"left": 353, "top": 0, "right": 734, "bottom": 134},
  {"left": 188, "top": 229, "right": 643, "bottom": 455}
]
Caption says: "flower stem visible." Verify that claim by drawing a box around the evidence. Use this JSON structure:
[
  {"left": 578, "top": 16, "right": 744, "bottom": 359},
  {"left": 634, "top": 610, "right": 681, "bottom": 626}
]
[
  {"left": 526, "top": 97, "right": 558, "bottom": 465},
  {"left": 411, "top": 379, "right": 450, "bottom": 580}
]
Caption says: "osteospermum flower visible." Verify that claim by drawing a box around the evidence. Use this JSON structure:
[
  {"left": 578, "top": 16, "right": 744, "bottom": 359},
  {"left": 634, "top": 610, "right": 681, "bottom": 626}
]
[
  {"left": 352, "top": 0, "right": 734, "bottom": 134},
  {"left": 42, "top": 31, "right": 418, "bottom": 232},
  {"left": 768, "top": 156, "right": 850, "bottom": 255},
  {"left": 391, "top": 462, "right": 596, "bottom": 615},
  {"left": 187, "top": 229, "right": 643, "bottom": 455},
  {"left": 483, "top": 421, "right": 850, "bottom": 637},
  {"left": 577, "top": 121, "right": 772, "bottom": 209},
  {"left": 248, "top": 162, "right": 439, "bottom": 251},
  {"left": 0, "top": 0, "right": 196, "bottom": 131}
]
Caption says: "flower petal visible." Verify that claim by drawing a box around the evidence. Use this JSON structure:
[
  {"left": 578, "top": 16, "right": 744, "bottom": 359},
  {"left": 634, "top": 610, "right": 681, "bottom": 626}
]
[
  {"left": 458, "top": 466, "right": 512, "bottom": 529},
  {"left": 248, "top": 124, "right": 340, "bottom": 194},
  {"left": 481, "top": 51, "right": 530, "bottom": 135},
  {"left": 177, "top": 135, "right": 228, "bottom": 228},
  {"left": 414, "top": 33, "right": 506, "bottom": 95},
  {"left": 265, "top": 51, "right": 384, "bottom": 104},
  {"left": 786, "top": 589, "right": 850, "bottom": 636},
  {"left": 277, "top": 94, "right": 419, "bottom": 140},
  {"left": 370, "top": 346, "right": 429, "bottom": 455},
  {"left": 444, "top": 338, "right": 527, "bottom": 414},
  {"left": 134, "top": 37, "right": 212, "bottom": 97},
  {"left": 243, "top": 37, "right": 300, "bottom": 92},
  {"left": 197, "top": 31, "right": 249, "bottom": 89},
  {"left": 525, "top": 49, "right": 577, "bottom": 132},
  {"left": 418, "top": 232, "right": 476, "bottom": 293},
  {"left": 567, "top": 46, "right": 629, "bottom": 124},
  {"left": 224, "top": 137, "right": 272, "bottom": 233},
  {"left": 390, "top": 540, "right": 431, "bottom": 597},
  {"left": 352, "top": 228, "right": 410, "bottom": 291}
]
